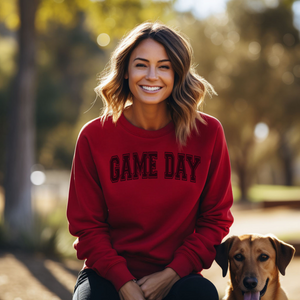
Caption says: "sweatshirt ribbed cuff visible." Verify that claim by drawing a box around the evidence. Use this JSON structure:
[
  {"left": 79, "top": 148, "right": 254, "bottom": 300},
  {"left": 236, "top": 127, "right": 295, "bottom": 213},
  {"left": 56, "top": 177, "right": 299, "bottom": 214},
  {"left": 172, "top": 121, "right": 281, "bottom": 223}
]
[
  {"left": 105, "top": 262, "right": 136, "bottom": 291},
  {"left": 166, "top": 253, "right": 200, "bottom": 278}
]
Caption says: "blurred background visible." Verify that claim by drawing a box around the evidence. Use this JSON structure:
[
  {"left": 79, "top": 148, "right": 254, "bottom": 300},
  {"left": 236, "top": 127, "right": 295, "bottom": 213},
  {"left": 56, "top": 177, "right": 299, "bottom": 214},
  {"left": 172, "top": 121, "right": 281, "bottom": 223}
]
[{"left": 0, "top": 0, "right": 300, "bottom": 299}]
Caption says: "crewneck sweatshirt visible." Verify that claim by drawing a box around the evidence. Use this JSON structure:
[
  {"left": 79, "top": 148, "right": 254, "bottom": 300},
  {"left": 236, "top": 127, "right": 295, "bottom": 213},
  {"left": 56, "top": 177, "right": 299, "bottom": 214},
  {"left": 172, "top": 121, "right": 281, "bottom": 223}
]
[{"left": 67, "top": 112, "right": 234, "bottom": 291}]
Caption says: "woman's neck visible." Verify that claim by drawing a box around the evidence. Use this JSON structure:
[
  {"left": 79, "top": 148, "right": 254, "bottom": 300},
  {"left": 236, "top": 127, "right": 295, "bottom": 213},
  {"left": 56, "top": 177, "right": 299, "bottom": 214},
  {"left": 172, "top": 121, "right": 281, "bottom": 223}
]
[{"left": 123, "top": 101, "right": 171, "bottom": 131}]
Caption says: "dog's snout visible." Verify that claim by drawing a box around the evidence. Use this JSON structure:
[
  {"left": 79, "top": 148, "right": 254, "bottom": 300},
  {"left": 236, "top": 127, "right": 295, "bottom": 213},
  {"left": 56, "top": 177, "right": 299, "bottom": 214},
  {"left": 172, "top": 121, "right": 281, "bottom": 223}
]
[{"left": 243, "top": 277, "right": 258, "bottom": 290}]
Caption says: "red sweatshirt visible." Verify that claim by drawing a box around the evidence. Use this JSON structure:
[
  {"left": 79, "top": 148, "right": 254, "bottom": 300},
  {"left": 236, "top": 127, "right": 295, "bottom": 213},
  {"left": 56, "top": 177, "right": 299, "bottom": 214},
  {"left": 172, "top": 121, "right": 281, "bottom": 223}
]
[{"left": 67, "top": 112, "right": 233, "bottom": 291}]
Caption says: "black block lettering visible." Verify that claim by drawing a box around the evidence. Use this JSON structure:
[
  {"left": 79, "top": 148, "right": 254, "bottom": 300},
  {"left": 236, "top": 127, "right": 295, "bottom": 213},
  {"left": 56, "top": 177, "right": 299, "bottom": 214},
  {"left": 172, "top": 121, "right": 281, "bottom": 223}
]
[
  {"left": 186, "top": 154, "right": 201, "bottom": 183},
  {"left": 164, "top": 152, "right": 174, "bottom": 179},
  {"left": 175, "top": 153, "right": 187, "bottom": 181},
  {"left": 133, "top": 152, "right": 148, "bottom": 180},
  {"left": 120, "top": 153, "right": 132, "bottom": 181},
  {"left": 148, "top": 152, "right": 158, "bottom": 179},
  {"left": 110, "top": 156, "right": 120, "bottom": 183}
]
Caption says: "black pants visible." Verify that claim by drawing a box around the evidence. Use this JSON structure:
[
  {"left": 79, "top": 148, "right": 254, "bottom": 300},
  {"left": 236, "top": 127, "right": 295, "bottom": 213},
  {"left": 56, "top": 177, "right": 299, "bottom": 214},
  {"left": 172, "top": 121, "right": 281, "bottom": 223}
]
[{"left": 73, "top": 269, "right": 219, "bottom": 300}]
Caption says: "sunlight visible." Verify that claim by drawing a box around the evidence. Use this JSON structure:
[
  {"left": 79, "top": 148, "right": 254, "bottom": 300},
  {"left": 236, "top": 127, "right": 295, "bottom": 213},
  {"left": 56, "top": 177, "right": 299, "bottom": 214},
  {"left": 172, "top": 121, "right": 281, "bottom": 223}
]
[
  {"left": 30, "top": 171, "right": 46, "bottom": 186},
  {"left": 97, "top": 33, "right": 110, "bottom": 47},
  {"left": 254, "top": 122, "right": 269, "bottom": 142},
  {"left": 174, "top": 0, "right": 230, "bottom": 19}
]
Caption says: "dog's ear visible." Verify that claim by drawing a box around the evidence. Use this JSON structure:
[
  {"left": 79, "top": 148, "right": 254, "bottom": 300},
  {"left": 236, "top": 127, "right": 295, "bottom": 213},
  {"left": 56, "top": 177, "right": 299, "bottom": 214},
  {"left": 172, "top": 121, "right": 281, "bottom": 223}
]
[
  {"left": 215, "top": 236, "right": 235, "bottom": 277},
  {"left": 268, "top": 235, "right": 295, "bottom": 275}
]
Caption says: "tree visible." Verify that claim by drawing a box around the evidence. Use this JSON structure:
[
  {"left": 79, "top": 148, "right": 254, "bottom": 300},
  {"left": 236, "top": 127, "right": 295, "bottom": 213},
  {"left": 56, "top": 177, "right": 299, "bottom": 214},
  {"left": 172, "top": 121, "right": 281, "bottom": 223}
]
[
  {"left": 4, "top": 0, "right": 39, "bottom": 243},
  {"left": 179, "top": 0, "right": 300, "bottom": 201},
  {"left": 1, "top": 0, "right": 175, "bottom": 245},
  {"left": 224, "top": 0, "right": 300, "bottom": 191}
]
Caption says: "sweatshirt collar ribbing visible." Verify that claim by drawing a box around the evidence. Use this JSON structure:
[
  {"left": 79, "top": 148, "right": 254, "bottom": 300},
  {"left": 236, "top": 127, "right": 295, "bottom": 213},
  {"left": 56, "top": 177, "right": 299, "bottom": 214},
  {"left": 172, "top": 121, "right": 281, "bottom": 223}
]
[{"left": 118, "top": 113, "right": 175, "bottom": 139}]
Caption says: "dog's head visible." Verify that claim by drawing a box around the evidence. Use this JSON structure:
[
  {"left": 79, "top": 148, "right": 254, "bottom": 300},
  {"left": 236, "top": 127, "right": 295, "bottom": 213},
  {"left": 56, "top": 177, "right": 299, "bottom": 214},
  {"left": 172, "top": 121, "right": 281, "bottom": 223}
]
[{"left": 215, "top": 234, "right": 295, "bottom": 300}]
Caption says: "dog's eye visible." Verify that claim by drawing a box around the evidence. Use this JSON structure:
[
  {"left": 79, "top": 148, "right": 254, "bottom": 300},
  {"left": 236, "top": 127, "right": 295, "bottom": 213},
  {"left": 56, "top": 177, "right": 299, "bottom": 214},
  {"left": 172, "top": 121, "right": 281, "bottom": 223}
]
[
  {"left": 234, "top": 254, "right": 245, "bottom": 261},
  {"left": 259, "top": 254, "right": 269, "bottom": 262}
]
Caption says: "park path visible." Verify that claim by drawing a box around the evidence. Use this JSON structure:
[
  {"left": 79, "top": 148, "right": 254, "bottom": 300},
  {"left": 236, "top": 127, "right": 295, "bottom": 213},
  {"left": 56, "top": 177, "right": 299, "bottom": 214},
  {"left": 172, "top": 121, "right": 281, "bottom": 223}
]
[{"left": 0, "top": 206, "right": 299, "bottom": 300}]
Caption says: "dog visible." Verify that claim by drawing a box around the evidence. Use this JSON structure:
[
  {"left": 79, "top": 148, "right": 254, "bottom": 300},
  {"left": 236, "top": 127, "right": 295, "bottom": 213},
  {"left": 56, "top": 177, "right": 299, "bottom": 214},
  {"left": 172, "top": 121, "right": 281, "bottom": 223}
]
[{"left": 215, "top": 234, "right": 295, "bottom": 300}]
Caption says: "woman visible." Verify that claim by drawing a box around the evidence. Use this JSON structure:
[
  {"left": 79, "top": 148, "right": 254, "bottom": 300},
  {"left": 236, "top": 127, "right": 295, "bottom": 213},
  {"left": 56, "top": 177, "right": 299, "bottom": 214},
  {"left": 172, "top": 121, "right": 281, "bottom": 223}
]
[{"left": 67, "top": 22, "right": 234, "bottom": 300}]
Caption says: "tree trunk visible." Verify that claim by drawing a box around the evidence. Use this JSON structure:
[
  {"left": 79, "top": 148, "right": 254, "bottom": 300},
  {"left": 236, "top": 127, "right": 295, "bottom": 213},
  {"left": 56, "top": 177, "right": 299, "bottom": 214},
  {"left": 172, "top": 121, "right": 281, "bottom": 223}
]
[
  {"left": 237, "top": 158, "right": 249, "bottom": 203},
  {"left": 279, "top": 133, "right": 294, "bottom": 186},
  {"left": 235, "top": 142, "right": 252, "bottom": 204},
  {"left": 4, "top": 0, "right": 38, "bottom": 244}
]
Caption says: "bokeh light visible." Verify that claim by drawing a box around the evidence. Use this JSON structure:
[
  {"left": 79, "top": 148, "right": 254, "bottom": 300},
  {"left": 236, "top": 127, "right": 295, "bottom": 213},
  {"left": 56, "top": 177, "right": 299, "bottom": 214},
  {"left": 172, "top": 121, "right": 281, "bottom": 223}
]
[
  {"left": 272, "top": 43, "right": 284, "bottom": 56},
  {"left": 97, "top": 33, "right": 110, "bottom": 47},
  {"left": 254, "top": 122, "right": 269, "bottom": 142},
  {"left": 248, "top": 42, "right": 261, "bottom": 55},
  {"left": 30, "top": 171, "right": 46, "bottom": 186},
  {"left": 282, "top": 72, "right": 294, "bottom": 85},
  {"left": 293, "top": 65, "right": 300, "bottom": 77},
  {"left": 227, "top": 31, "right": 240, "bottom": 43},
  {"left": 211, "top": 32, "right": 224, "bottom": 45},
  {"left": 104, "top": 17, "right": 116, "bottom": 28}
]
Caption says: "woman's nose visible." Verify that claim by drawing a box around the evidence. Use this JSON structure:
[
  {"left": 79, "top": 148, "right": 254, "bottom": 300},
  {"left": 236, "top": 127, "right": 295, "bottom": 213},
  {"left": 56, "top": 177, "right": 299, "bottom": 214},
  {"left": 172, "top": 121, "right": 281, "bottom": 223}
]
[{"left": 146, "top": 66, "right": 158, "bottom": 80}]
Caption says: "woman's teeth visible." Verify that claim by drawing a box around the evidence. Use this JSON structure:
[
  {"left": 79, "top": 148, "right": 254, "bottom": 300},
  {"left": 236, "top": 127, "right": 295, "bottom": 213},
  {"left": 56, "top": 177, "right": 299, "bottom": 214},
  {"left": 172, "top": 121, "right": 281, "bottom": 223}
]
[{"left": 142, "top": 86, "right": 161, "bottom": 91}]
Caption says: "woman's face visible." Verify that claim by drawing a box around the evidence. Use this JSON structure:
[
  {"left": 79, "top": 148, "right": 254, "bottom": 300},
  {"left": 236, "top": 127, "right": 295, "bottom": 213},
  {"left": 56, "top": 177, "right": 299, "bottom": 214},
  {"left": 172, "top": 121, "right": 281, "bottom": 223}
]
[{"left": 125, "top": 38, "right": 175, "bottom": 106}]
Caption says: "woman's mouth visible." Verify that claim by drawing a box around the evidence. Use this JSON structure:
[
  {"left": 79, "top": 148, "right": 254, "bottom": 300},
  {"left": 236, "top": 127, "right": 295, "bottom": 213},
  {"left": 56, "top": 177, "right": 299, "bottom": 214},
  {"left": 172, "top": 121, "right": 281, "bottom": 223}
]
[{"left": 140, "top": 86, "right": 162, "bottom": 92}]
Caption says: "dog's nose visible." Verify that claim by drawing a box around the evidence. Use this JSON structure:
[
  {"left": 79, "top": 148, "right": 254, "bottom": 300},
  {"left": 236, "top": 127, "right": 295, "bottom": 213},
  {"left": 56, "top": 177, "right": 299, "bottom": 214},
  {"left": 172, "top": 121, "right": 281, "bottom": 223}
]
[{"left": 243, "top": 277, "right": 258, "bottom": 290}]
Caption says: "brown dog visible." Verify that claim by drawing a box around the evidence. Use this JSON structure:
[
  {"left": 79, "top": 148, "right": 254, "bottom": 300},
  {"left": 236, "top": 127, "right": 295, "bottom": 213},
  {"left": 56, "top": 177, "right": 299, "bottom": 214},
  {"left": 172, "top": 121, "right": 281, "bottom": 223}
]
[{"left": 215, "top": 234, "right": 295, "bottom": 300}]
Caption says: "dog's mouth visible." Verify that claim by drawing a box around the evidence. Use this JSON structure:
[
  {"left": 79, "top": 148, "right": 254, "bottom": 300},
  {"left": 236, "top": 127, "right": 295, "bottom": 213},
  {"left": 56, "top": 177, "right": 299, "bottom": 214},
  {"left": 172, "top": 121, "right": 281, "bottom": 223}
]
[{"left": 243, "top": 278, "right": 269, "bottom": 300}]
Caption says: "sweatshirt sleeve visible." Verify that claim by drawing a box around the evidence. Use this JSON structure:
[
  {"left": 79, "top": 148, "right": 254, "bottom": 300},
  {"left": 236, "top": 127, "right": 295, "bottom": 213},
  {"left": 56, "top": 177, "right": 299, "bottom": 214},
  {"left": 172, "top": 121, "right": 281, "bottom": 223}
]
[
  {"left": 166, "top": 122, "right": 234, "bottom": 277},
  {"left": 66, "top": 128, "right": 135, "bottom": 291}
]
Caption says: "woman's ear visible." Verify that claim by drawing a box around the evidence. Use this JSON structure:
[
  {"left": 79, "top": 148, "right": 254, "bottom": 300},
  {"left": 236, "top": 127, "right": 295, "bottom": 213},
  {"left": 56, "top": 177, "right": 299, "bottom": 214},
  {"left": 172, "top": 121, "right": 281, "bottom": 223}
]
[{"left": 124, "top": 72, "right": 128, "bottom": 79}]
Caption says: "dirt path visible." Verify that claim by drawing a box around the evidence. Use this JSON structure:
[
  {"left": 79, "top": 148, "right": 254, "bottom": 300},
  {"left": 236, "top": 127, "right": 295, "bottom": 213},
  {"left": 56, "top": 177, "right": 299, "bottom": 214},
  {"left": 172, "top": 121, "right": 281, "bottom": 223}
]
[
  {"left": 1, "top": 251, "right": 299, "bottom": 300},
  {"left": 0, "top": 251, "right": 80, "bottom": 300}
]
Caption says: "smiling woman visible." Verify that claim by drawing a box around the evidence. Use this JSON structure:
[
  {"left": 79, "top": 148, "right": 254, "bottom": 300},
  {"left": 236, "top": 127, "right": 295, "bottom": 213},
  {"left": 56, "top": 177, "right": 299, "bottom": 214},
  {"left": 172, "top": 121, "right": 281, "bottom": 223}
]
[
  {"left": 96, "top": 22, "right": 216, "bottom": 145},
  {"left": 67, "top": 21, "right": 234, "bottom": 300},
  {"left": 123, "top": 39, "right": 175, "bottom": 130}
]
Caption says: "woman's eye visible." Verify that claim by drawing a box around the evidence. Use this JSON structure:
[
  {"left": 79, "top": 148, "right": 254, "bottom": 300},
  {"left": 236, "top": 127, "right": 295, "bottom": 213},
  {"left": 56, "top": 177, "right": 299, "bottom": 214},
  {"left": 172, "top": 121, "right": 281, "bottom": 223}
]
[
  {"left": 259, "top": 254, "right": 269, "bottom": 262},
  {"left": 136, "top": 64, "right": 146, "bottom": 67},
  {"left": 160, "top": 65, "right": 170, "bottom": 69},
  {"left": 234, "top": 254, "right": 245, "bottom": 261}
]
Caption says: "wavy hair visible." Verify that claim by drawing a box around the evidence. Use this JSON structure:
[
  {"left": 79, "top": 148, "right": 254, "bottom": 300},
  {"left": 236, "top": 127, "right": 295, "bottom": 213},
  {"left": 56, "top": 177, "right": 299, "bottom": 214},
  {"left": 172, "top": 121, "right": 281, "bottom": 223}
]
[{"left": 95, "top": 21, "right": 217, "bottom": 145}]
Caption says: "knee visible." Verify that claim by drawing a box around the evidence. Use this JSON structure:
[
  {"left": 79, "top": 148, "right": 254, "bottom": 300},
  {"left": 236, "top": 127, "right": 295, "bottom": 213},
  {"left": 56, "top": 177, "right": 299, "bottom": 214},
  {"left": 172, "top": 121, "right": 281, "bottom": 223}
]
[
  {"left": 173, "top": 275, "right": 219, "bottom": 300},
  {"left": 198, "top": 278, "right": 219, "bottom": 300}
]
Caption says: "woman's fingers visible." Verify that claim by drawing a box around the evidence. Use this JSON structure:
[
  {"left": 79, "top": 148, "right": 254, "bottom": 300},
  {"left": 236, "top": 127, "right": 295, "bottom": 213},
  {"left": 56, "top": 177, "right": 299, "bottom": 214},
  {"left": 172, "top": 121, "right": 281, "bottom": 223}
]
[
  {"left": 137, "top": 276, "right": 148, "bottom": 286},
  {"left": 119, "top": 280, "right": 146, "bottom": 300}
]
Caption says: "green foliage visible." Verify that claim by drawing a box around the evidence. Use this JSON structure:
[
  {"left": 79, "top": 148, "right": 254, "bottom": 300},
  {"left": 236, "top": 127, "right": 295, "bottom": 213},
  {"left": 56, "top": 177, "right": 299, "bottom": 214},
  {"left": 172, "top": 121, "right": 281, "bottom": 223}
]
[
  {"left": 0, "top": 0, "right": 175, "bottom": 36},
  {"left": 1, "top": 0, "right": 299, "bottom": 196},
  {"left": 35, "top": 19, "right": 105, "bottom": 168},
  {"left": 0, "top": 204, "right": 73, "bottom": 258},
  {"left": 282, "top": 0, "right": 298, "bottom": 8},
  {"left": 0, "top": 0, "right": 176, "bottom": 172},
  {"left": 0, "top": 0, "right": 19, "bottom": 30},
  {"left": 179, "top": 0, "right": 300, "bottom": 199},
  {"left": 248, "top": 184, "right": 300, "bottom": 202},
  {"left": 0, "top": 36, "right": 17, "bottom": 182}
]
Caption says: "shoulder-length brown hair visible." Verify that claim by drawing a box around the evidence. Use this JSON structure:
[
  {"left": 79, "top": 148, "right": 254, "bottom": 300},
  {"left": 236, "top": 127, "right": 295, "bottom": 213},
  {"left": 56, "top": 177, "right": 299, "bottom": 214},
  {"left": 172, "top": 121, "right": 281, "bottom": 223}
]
[{"left": 95, "top": 21, "right": 216, "bottom": 145}]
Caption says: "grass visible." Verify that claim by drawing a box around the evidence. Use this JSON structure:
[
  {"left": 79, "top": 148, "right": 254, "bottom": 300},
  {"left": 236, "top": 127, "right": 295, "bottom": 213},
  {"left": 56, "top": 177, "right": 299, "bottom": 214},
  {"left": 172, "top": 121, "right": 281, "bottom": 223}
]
[
  {"left": 232, "top": 184, "right": 300, "bottom": 202},
  {"left": 33, "top": 205, "right": 77, "bottom": 259},
  {"left": 276, "top": 231, "right": 300, "bottom": 243},
  {"left": 248, "top": 185, "right": 300, "bottom": 202},
  {"left": 0, "top": 204, "right": 76, "bottom": 259}
]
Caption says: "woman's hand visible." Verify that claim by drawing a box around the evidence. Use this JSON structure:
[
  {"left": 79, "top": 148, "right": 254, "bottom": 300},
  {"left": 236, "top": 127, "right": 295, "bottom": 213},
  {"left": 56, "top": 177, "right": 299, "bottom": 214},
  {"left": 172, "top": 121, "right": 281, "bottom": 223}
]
[
  {"left": 119, "top": 280, "right": 146, "bottom": 300},
  {"left": 137, "top": 268, "right": 180, "bottom": 300}
]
